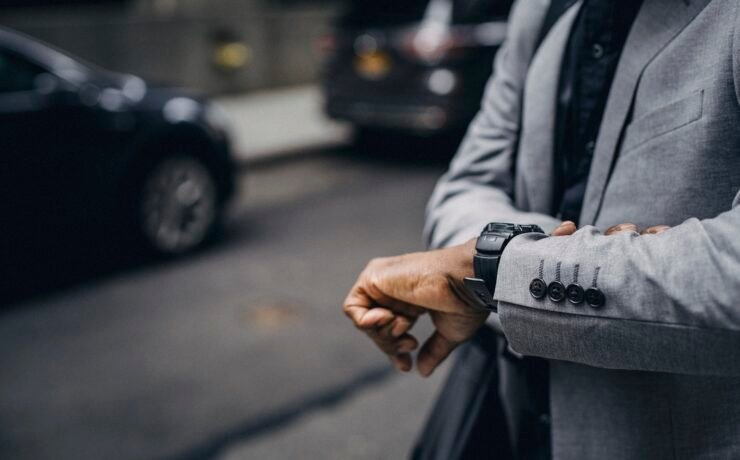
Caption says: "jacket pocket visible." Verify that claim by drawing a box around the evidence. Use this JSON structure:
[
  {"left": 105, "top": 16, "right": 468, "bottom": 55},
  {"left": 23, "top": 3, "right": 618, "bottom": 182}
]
[{"left": 622, "top": 89, "right": 704, "bottom": 153}]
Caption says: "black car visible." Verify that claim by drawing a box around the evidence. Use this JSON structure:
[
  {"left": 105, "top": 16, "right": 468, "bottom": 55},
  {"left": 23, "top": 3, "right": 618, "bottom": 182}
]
[
  {"left": 321, "top": 0, "right": 513, "bottom": 136},
  {"left": 0, "top": 27, "right": 236, "bottom": 262}
]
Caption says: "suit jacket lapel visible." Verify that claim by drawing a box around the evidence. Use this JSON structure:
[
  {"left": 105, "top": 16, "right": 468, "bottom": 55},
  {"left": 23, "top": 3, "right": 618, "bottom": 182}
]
[
  {"left": 579, "top": 0, "right": 712, "bottom": 225},
  {"left": 518, "top": 1, "right": 582, "bottom": 214}
]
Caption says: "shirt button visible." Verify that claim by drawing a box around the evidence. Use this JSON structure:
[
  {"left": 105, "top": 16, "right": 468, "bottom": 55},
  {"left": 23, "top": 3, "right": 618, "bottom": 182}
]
[
  {"left": 592, "top": 43, "right": 604, "bottom": 59},
  {"left": 548, "top": 281, "right": 566, "bottom": 303},
  {"left": 530, "top": 278, "right": 547, "bottom": 299},
  {"left": 585, "top": 288, "right": 606, "bottom": 308}
]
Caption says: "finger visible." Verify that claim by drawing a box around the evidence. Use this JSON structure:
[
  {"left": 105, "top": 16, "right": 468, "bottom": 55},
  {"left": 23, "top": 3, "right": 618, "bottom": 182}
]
[
  {"left": 377, "top": 319, "right": 397, "bottom": 340},
  {"left": 343, "top": 305, "right": 369, "bottom": 327},
  {"left": 366, "top": 330, "right": 418, "bottom": 356},
  {"left": 390, "top": 354, "right": 412, "bottom": 372},
  {"left": 358, "top": 307, "right": 395, "bottom": 329},
  {"left": 390, "top": 314, "right": 416, "bottom": 338},
  {"left": 605, "top": 222, "right": 639, "bottom": 236},
  {"left": 417, "top": 331, "right": 458, "bottom": 377},
  {"left": 344, "top": 305, "right": 394, "bottom": 330},
  {"left": 365, "top": 288, "right": 425, "bottom": 318},
  {"left": 394, "top": 334, "right": 419, "bottom": 353},
  {"left": 641, "top": 225, "right": 670, "bottom": 235},
  {"left": 377, "top": 314, "right": 415, "bottom": 340},
  {"left": 343, "top": 284, "right": 373, "bottom": 325},
  {"left": 551, "top": 221, "right": 577, "bottom": 236}
]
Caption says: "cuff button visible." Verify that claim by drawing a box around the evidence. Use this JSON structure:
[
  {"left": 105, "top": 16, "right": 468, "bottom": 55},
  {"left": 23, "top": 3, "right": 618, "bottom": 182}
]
[
  {"left": 548, "top": 281, "right": 566, "bottom": 303},
  {"left": 529, "top": 278, "right": 547, "bottom": 299},
  {"left": 566, "top": 284, "right": 585, "bottom": 305},
  {"left": 585, "top": 288, "right": 606, "bottom": 308}
]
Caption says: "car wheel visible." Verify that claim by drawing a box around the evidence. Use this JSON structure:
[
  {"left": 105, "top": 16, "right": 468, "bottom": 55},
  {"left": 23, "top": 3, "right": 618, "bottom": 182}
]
[{"left": 135, "top": 154, "right": 219, "bottom": 255}]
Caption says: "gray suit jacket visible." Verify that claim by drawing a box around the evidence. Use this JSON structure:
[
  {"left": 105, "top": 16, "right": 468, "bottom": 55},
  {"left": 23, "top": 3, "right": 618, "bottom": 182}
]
[{"left": 425, "top": 0, "right": 740, "bottom": 458}]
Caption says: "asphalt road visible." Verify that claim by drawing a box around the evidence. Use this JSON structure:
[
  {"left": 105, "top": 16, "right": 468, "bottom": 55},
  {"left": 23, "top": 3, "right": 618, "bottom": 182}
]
[{"left": 0, "top": 150, "right": 451, "bottom": 460}]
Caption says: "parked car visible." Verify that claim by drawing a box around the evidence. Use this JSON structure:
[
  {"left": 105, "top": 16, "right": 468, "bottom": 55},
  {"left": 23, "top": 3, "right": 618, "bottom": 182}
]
[
  {"left": 0, "top": 27, "right": 236, "bottom": 260},
  {"left": 320, "top": 0, "right": 513, "bottom": 137}
]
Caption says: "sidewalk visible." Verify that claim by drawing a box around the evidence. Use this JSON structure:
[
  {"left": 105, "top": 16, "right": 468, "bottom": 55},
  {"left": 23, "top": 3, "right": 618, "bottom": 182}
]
[{"left": 215, "top": 85, "right": 352, "bottom": 165}]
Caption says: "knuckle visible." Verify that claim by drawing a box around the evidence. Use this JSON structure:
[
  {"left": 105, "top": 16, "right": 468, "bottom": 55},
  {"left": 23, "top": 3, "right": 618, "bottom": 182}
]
[{"left": 366, "top": 257, "right": 383, "bottom": 270}]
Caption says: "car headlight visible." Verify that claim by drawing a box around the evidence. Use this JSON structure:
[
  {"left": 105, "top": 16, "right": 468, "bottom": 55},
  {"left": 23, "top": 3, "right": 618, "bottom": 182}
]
[
  {"left": 163, "top": 97, "right": 201, "bottom": 123},
  {"left": 427, "top": 69, "right": 457, "bottom": 96}
]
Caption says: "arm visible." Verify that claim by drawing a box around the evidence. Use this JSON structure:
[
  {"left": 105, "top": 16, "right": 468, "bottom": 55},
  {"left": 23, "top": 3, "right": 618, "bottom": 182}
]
[
  {"left": 496, "top": 192, "right": 740, "bottom": 376},
  {"left": 424, "top": 0, "right": 560, "bottom": 250}
]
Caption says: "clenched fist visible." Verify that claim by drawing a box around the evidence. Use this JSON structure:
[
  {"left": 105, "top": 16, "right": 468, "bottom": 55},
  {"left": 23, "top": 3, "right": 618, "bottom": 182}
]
[{"left": 343, "top": 240, "right": 488, "bottom": 377}]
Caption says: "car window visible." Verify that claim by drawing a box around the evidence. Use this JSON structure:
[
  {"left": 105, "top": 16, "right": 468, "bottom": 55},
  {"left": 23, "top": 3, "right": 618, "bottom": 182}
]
[
  {"left": 340, "top": 0, "right": 431, "bottom": 28},
  {"left": 0, "top": 50, "right": 45, "bottom": 93},
  {"left": 452, "top": 0, "right": 512, "bottom": 24}
]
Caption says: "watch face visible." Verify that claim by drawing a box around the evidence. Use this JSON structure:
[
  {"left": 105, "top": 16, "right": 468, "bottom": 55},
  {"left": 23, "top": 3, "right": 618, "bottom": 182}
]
[
  {"left": 484, "top": 223, "right": 544, "bottom": 236},
  {"left": 485, "top": 222, "right": 518, "bottom": 234},
  {"left": 519, "top": 224, "right": 544, "bottom": 234}
]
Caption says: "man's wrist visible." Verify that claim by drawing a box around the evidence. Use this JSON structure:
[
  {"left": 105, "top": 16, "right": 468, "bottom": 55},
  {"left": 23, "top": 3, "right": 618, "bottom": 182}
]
[
  {"left": 463, "top": 223, "right": 545, "bottom": 311},
  {"left": 458, "top": 238, "right": 477, "bottom": 277},
  {"left": 445, "top": 239, "right": 481, "bottom": 310}
]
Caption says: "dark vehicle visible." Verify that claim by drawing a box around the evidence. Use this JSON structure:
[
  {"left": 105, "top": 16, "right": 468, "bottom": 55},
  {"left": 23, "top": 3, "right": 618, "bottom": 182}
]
[
  {"left": 321, "top": 0, "right": 513, "bottom": 136},
  {"left": 0, "top": 27, "right": 236, "bottom": 263}
]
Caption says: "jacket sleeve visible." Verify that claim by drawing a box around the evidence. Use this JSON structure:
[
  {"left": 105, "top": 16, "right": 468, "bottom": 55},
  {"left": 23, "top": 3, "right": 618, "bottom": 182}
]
[
  {"left": 496, "top": 191, "right": 740, "bottom": 376},
  {"left": 423, "top": 0, "right": 560, "bottom": 250}
]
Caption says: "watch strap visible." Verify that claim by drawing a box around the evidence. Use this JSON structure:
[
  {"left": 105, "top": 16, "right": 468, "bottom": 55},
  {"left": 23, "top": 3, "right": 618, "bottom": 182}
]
[
  {"left": 474, "top": 253, "right": 500, "bottom": 298},
  {"left": 463, "top": 277, "right": 497, "bottom": 312}
]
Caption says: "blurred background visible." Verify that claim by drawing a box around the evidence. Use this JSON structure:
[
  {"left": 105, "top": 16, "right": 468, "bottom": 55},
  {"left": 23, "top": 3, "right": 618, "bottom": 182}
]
[{"left": 0, "top": 0, "right": 511, "bottom": 458}]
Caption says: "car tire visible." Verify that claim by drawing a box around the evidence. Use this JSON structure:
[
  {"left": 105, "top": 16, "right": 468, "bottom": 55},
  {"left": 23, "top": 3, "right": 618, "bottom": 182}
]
[{"left": 130, "top": 152, "right": 222, "bottom": 257}]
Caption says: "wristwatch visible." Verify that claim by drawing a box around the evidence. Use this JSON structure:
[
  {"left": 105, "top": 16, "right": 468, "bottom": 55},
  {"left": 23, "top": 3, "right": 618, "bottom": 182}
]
[{"left": 464, "top": 223, "right": 544, "bottom": 312}]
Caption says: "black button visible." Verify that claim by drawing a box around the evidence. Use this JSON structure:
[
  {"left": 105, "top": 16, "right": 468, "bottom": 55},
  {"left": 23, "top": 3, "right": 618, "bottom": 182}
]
[
  {"left": 548, "top": 281, "right": 565, "bottom": 303},
  {"left": 529, "top": 278, "right": 547, "bottom": 299},
  {"left": 585, "top": 288, "right": 606, "bottom": 308},
  {"left": 592, "top": 43, "right": 604, "bottom": 59},
  {"left": 566, "top": 283, "right": 585, "bottom": 305}
]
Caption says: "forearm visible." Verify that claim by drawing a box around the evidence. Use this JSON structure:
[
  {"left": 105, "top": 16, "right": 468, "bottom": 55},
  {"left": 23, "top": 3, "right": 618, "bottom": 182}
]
[{"left": 495, "top": 199, "right": 740, "bottom": 376}]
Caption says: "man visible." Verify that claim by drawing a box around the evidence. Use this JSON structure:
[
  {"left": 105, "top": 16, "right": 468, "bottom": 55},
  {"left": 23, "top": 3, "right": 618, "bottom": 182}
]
[{"left": 343, "top": 0, "right": 740, "bottom": 458}]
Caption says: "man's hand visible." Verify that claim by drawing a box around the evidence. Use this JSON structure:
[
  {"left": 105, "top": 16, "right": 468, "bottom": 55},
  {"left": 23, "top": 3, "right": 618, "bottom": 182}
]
[
  {"left": 344, "top": 221, "right": 670, "bottom": 377},
  {"left": 343, "top": 240, "right": 489, "bottom": 377}
]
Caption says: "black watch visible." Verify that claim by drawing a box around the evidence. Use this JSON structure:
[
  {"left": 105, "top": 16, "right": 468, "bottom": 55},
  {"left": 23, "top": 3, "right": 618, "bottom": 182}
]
[{"left": 464, "top": 223, "right": 544, "bottom": 312}]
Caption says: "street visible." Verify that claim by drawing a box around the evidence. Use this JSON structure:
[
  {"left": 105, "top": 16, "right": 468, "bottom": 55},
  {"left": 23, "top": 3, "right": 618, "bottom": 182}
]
[{"left": 0, "top": 149, "right": 450, "bottom": 460}]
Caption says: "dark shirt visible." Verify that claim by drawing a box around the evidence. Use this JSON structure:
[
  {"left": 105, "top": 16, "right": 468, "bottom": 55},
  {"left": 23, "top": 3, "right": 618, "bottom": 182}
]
[{"left": 555, "top": 0, "right": 643, "bottom": 224}]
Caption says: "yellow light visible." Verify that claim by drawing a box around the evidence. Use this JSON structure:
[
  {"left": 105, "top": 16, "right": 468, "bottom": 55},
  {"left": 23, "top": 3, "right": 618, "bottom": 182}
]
[
  {"left": 355, "top": 52, "right": 391, "bottom": 80},
  {"left": 213, "top": 42, "right": 251, "bottom": 71}
]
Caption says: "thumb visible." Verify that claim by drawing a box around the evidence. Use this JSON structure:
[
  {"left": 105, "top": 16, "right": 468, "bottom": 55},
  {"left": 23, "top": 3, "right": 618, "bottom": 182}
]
[
  {"left": 416, "top": 331, "right": 458, "bottom": 377},
  {"left": 551, "top": 220, "right": 576, "bottom": 236}
]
